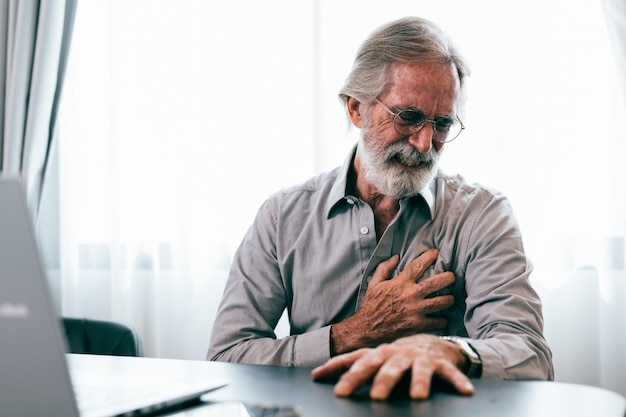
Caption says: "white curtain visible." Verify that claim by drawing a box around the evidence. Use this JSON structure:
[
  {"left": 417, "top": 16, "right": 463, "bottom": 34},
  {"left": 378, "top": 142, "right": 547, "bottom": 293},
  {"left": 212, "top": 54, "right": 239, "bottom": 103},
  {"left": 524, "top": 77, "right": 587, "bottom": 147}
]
[
  {"left": 54, "top": 0, "right": 626, "bottom": 396},
  {"left": 604, "top": 0, "right": 626, "bottom": 106},
  {"left": 0, "top": 0, "right": 76, "bottom": 218}
]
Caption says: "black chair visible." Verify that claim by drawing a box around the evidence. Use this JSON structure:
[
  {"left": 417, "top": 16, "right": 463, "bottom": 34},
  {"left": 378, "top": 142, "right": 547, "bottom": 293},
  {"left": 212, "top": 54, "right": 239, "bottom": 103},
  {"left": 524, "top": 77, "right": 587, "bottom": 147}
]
[{"left": 62, "top": 317, "right": 144, "bottom": 357}]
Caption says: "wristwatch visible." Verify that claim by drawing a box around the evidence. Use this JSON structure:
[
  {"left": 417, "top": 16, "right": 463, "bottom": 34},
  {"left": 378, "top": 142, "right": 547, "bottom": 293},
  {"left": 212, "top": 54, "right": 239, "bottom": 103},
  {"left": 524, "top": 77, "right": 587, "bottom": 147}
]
[{"left": 440, "top": 336, "right": 483, "bottom": 378}]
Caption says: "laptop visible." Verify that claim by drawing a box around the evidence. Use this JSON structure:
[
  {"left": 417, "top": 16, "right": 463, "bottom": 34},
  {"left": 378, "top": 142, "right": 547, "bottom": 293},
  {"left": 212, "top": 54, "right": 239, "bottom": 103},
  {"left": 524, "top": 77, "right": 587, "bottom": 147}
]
[{"left": 0, "top": 177, "right": 227, "bottom": 416}]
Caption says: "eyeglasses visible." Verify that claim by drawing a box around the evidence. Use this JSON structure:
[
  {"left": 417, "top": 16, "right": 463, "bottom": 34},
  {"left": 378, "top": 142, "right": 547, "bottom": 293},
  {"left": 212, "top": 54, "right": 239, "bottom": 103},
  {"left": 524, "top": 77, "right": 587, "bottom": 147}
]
[{"left": 374, "top": 99, "right": 465, "bottom": 143}]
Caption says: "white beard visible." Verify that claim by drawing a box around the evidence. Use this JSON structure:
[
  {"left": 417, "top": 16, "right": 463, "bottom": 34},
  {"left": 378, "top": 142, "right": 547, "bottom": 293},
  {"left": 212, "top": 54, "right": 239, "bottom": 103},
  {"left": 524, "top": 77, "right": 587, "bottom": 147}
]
[{"left": 357, "top": 133, "right": 440, "bottom": 200}]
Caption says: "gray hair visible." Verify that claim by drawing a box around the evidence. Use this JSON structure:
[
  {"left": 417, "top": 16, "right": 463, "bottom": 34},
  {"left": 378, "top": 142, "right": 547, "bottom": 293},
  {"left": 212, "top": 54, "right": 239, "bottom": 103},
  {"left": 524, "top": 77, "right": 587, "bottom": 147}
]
[{"left": 339, "top": 17, "right": 470, "bottom": 109}]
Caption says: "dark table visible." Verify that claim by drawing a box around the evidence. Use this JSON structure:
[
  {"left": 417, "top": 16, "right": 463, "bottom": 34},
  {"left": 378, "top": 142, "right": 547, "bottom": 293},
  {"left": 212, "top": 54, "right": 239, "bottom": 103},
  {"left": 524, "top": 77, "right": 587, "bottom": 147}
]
[{"left": 69, "top": 354, "right": 626, "bottom": 417}]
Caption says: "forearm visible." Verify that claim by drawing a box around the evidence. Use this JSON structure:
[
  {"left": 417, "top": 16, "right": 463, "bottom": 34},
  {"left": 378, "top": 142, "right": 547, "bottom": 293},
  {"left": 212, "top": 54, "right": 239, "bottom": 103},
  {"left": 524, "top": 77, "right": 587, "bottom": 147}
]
[
  {"left": 209, "top": 325, "right": 331, "bottom": 367},
  {"left": 462, "top": 268, "right": 554, "bottom": 380},
  {"left": 207, "top": 275, "right": 332, "bottom": 367},
  {"left": 467, "top": 330, "right": 553, "bottom": 380}
]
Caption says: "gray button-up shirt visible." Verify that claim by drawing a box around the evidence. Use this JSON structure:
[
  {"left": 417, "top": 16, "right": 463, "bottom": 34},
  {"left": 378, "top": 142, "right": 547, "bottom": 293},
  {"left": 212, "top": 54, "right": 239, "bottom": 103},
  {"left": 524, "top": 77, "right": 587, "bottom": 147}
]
[{"left": 208, "top": 147, "right": 553, "bottom": 380}]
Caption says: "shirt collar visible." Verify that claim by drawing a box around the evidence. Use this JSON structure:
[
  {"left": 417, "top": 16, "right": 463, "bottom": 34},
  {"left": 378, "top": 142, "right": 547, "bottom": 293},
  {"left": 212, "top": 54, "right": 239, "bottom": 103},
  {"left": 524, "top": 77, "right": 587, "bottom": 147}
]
[
  {"left": 325, "top": 146, "right": 357, "bottom": 217},
  {"left": 325, "top": 144, "right": 437, "bottom": 219}
]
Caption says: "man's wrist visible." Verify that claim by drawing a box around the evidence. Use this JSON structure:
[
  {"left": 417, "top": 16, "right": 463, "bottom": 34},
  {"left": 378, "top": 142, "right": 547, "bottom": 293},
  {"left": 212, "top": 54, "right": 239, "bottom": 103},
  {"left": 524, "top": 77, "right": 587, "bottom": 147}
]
[
  {"left": 330, "top": 322, "right": 353, "bottom": 356},
  {"left": 440, "top": 336, "right": 483, "bottom": 378},
  {"left": 330, "top": 315, "right": 370, "bottom": 356}
]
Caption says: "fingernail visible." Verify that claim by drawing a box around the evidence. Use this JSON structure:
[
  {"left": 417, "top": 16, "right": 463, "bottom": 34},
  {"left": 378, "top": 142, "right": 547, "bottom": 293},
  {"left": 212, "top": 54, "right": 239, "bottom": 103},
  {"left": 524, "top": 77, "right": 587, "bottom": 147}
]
[
  {"left": 334, "top": 381, "right": 351, "bottom": 396},
  {"left": 370, "top": 386, "right": 387, "bottom": 400}
]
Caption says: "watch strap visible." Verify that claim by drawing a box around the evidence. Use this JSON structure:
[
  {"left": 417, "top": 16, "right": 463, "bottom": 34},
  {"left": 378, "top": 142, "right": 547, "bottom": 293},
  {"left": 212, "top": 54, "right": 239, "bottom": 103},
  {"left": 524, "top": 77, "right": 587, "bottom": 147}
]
[{"left": 440, "top": 336, "right": 483, "bottom": 378}]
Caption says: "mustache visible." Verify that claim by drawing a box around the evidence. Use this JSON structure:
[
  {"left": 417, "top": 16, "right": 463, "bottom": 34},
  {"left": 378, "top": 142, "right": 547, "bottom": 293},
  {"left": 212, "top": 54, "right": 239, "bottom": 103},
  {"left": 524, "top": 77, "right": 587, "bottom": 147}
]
[{"left": 383, "top": 141, "right": 437, "bottom": 165}]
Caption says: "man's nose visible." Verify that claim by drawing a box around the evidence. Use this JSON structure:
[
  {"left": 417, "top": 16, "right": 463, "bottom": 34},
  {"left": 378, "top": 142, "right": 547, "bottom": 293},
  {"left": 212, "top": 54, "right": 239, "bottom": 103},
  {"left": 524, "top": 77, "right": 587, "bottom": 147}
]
[{"left": 407, "top": 125, "right": 434, "bottom": 153}]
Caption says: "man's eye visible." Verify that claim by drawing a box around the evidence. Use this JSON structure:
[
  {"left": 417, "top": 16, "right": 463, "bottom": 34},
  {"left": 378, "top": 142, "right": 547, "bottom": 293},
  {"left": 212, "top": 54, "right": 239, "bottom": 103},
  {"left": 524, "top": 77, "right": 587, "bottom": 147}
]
[
  {"left": 434, "top": 118, "right": 454, "bottom": 131},
  {"left": 397, "top": 110, "right": 425, "bottom": 125}
]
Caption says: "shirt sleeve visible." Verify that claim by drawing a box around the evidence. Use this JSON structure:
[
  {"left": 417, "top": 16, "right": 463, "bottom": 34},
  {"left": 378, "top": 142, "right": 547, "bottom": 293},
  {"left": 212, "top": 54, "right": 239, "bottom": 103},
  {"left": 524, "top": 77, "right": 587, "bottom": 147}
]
[
  {"left": 206, "top": 197, "right": 332, "bottom": 367},
  {"left": 460, "top": 191, "right": 554, "bottom": 380}
]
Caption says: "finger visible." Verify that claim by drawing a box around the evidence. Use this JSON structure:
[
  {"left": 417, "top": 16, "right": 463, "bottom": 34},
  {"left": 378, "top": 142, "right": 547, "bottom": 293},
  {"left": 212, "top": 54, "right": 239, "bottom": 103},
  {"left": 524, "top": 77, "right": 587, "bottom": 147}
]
[
  {"left": 369, "top": 254, "right": 400, "bottom": 287},
  {"left": 433, "top": 360, "right": 475, "bottom": 396},
  {"left": 311, "top": 349, "right": 368, "bottom": 381},
  {"left": 369, "top": 354, "right": 413, "bottom": 400},
  {"left": 409, "top": 356, "right": 436, "bottom": 400},
  {"left": 397, "top": 249, "right": 439, "bottom": 283},
  {"left": 416, "top": 271, "right": 455, "bottom": 296},
  {"left": 333, "top": 349, "right": 389, "bottom": 397},
  {"left": 410, "top": 316, "right": 448, "bottom": 331},
  {"left": 420, "top": 295, "right": 455, "bottom": 314}
]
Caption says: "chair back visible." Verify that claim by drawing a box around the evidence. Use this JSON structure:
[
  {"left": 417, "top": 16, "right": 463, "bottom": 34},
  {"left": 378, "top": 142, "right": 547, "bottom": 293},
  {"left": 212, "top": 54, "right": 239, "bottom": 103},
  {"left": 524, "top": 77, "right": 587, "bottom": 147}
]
[{"left": 62, "top": 317, "right": 143, "bottom": 356}]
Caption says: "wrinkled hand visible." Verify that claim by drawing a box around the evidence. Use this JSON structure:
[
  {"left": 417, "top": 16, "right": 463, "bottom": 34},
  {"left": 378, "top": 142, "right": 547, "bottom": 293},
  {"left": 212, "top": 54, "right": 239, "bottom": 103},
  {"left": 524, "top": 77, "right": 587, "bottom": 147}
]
[
  {"left": 331, "top": 249, "right": 455, "bottom": 355},
  {"left": 312, "top": 334, "right": 474, "bottom": 400}
]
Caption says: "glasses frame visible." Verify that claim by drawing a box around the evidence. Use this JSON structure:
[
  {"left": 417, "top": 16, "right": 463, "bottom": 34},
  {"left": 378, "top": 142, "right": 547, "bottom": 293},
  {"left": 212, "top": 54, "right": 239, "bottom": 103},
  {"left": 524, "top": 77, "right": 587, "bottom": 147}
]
[{"left": 374, "top": 98, "right": 465, "bottom": 143}]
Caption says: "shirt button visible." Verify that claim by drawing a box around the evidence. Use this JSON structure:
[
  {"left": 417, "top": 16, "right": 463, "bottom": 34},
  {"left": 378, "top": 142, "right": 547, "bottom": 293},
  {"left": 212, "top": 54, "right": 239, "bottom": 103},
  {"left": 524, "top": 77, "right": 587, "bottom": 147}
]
[
  {"left": 346, "top": 198, "right": 355, "bottom": 205},
  {"left": 360, "top": 226, "right": 369, "bottom": 235}
]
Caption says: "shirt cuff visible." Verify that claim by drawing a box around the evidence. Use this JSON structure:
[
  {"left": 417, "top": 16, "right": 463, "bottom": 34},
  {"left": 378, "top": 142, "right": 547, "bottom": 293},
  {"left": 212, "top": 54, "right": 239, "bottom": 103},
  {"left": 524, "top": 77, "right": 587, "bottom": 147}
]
[
  {"left": 463, "top": 338, "right": 504, "bottom": 378},
  {"left": 293, "top": 325, "right": 331, "bottom": 367}
]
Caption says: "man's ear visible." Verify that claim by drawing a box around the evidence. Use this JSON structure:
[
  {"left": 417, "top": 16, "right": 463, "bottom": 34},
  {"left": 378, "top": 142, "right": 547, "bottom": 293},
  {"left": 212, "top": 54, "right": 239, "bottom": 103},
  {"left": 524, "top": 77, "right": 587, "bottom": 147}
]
[{"left": 347, "top": 97, "right": 363, "bottom": 128}]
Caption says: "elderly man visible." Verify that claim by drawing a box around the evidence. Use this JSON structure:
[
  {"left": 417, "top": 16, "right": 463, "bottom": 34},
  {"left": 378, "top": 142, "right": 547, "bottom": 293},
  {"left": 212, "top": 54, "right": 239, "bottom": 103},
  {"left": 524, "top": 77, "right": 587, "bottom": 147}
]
[{"left": 208, "top": 16, "right": 553, "bottom": 400}]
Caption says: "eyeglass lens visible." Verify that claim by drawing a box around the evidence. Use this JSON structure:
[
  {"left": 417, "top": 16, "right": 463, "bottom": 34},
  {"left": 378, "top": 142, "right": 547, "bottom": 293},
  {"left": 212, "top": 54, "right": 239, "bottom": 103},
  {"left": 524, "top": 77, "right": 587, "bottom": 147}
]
[{"left": 394, "top": 110, "right": 462, "bottom": 142}]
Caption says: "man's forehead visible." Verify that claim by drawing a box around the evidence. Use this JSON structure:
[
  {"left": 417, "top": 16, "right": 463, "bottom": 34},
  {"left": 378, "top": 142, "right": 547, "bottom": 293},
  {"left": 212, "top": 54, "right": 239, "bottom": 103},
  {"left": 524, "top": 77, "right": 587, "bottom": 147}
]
[
  {"left": 383, "top": 62, "right": 461, "bottom": 110},
  {"left": 387, "top": 61, "right": 460, "bottom": 87}
]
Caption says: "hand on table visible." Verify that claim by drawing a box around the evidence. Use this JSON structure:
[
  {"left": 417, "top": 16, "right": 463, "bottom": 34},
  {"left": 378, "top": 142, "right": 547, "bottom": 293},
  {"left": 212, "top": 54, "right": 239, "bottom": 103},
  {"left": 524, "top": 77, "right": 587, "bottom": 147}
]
[
  {"left": 330, "top": 248, "right": 455, "bottom": 355},
  {"left": 312, "top": 334, "right": 475, "bottom": 400}
]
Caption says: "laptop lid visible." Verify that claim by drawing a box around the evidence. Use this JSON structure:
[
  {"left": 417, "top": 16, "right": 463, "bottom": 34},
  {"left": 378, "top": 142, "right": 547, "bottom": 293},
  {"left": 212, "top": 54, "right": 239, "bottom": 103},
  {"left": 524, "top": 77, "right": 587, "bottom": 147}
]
[
  {"left": 0, "top": 177, "right": 80, "bottom": 416},
  {"left": 0, "top": 177, "right": 226, "bottom": 416}
]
